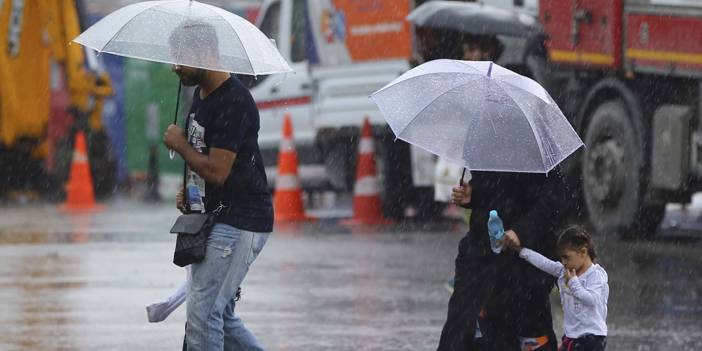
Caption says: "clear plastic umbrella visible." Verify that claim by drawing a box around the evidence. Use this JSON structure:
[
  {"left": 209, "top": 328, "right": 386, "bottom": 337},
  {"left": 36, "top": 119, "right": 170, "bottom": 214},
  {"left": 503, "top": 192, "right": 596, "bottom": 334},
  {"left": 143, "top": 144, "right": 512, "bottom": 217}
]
[
  {"left": 370, "top": 59, "right": 583, "bottom": 174},
  {"left": 73, "top": 0, "right": 292, "bottom": 76}
]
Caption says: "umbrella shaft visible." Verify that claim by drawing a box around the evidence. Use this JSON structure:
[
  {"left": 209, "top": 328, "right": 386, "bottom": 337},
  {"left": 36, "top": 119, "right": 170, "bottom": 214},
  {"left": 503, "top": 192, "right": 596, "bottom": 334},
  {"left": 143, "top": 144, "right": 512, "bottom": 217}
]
[{"left": 173, "top": 82, "right": 182, "bottom": 125}]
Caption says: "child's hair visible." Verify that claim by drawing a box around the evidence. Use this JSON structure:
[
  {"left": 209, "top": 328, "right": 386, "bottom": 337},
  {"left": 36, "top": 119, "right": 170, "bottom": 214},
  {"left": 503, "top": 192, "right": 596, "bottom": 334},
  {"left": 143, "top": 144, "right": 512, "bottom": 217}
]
[{"left": 557, "top": 225, "right": 597, "bottom": 260}]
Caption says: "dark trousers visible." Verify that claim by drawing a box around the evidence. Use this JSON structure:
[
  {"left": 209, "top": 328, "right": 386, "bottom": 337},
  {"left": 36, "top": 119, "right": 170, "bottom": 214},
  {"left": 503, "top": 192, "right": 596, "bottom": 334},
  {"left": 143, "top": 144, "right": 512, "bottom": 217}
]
[
  {"left": 437, "top": 238, "right": 557, "bottom": 351},
  {"left": 560, "top": 335, "right": 607, "bottom": 351}
]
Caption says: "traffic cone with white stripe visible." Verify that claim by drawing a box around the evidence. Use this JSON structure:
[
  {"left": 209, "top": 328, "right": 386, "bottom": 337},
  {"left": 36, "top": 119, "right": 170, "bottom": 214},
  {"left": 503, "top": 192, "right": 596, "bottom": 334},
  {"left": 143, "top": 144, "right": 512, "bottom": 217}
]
[
  {"left": 273, "top": 114, "right": 311, "bottom": 222},
  {"left": 344, "top": 118, "right": 391, "bottom": 225},
  {"left": 60, "top": 132, "right": 103, "bottom": 212}
]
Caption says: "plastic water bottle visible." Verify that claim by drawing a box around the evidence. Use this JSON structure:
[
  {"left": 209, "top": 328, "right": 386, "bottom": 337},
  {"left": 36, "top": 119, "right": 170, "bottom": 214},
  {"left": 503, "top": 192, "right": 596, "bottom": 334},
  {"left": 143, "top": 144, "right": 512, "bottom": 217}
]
[
  {"left": 487, "top": 210, "right": 505, "bottom": 254},
  {"left": 186, "top": 174, "right": 203, "bottom": 213}
]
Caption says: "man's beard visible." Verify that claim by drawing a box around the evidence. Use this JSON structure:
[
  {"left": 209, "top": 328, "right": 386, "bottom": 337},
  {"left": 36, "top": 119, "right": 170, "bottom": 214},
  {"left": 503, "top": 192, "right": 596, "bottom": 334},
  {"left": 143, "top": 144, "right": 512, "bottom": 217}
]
[{"left": 178, "top": 68, "right": 205, "bottom": 86}]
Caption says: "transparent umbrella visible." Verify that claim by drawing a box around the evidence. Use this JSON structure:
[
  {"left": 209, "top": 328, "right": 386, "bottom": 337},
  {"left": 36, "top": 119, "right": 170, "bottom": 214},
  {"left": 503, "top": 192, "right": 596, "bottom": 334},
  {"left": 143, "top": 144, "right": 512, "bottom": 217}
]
[
  {"left": 73, "top": 0, "right": 292, "bottom": 76},
  {"left": 370, "top": 59, "right": 583, "bottom": 175},
  {"left": 74, "top": 0, "right": 293, "bottom": 158}
]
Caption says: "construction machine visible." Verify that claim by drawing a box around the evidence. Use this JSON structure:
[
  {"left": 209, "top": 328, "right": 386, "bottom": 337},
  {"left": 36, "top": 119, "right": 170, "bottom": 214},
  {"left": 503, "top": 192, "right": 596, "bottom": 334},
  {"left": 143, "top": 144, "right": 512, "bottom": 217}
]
[{"left": 0, "top": 0, "right": 114, "bottom": 201}]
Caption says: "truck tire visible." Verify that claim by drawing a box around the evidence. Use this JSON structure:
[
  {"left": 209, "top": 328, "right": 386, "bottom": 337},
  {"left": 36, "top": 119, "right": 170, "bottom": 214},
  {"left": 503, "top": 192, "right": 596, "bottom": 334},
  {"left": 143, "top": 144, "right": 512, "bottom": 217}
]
[{"left": 582, "top": 99, "right": 664, "bottom": 237}]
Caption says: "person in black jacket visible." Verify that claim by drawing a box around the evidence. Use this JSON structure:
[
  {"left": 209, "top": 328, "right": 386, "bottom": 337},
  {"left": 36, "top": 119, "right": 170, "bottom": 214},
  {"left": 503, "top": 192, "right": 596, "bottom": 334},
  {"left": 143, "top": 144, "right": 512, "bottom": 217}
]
[
  {"left": 435, "top": 34, "right": 570, "bottom": 351},
  {"left": 438, "top": 170, "right": 569, "bottom": 351}
]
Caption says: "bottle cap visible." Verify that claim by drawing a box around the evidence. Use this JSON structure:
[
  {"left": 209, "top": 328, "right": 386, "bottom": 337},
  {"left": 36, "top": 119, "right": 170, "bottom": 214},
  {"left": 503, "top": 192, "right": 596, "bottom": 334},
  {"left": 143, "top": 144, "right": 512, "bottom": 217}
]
[{"left": 489, "top": 210, "right": 497, "bottom": 218}]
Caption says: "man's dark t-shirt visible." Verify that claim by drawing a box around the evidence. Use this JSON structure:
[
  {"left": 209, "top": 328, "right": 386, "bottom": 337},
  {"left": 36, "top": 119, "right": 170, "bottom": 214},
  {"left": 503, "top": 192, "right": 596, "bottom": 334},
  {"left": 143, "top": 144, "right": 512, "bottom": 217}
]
[{"left": 185, "top": 76, "right": 273, "bottom": 233}]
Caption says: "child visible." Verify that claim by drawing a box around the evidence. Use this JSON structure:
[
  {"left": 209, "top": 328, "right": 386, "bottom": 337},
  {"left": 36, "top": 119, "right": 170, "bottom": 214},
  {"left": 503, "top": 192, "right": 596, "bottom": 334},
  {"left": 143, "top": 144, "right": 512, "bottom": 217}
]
[{"left": 516, "top": 226, "right": 608, "bottom": 351}]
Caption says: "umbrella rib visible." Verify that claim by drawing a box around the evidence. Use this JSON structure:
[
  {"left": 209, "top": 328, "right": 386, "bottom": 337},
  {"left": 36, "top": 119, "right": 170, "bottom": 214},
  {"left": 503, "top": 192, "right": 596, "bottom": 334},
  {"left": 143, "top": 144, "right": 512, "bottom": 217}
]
[
  {"left": 395, "top": 76, "right": 483, "bottom": 137},
  {"left": 458, "top": 60, "right": 489, "bottom": 75},
  {"left": 202, "top": 3, "right": 256, "bottom": 74},
  {"left": 373, "top": 63, "right": 479, "bottom": 95},
  {"left": 492, "top": 81, "right": 549, "bottom": 170},
  {"left": 98, "top": 1, "right": 173, "bottom": 52},
  {"left": 494, "top": 75, "right": 553, "bottom": 105}
]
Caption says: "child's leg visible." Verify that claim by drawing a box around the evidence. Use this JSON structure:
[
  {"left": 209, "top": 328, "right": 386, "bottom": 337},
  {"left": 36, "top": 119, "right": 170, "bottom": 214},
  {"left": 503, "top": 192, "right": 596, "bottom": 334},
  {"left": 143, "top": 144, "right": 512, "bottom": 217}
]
[{"left": 146, "top": 268, "right": 191, "bottom": 323}]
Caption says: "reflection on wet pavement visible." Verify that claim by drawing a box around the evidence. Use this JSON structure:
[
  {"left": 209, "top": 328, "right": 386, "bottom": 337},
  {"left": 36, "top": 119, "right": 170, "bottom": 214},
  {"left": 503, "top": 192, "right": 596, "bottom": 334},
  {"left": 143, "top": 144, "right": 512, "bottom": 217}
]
[{"left": 0, "top": 200, "right": 701, "bottom": 350}]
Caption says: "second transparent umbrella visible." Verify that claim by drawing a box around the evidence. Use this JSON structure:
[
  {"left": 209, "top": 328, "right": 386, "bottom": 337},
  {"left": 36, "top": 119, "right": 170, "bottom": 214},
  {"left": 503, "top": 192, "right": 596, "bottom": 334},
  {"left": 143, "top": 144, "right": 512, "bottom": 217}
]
[{"left": 370, "top": 59, "right": 584, "bottom": 174}]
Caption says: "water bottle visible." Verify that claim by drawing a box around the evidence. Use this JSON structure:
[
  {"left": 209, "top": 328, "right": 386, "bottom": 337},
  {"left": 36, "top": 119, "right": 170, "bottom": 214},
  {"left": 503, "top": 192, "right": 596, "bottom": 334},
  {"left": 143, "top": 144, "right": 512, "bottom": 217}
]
[
  {"left": 186, "top": 173, "right": 203, "bottom": 213},
  {"left": 487, "top": 210, "right": 505, "bottom": 254}
]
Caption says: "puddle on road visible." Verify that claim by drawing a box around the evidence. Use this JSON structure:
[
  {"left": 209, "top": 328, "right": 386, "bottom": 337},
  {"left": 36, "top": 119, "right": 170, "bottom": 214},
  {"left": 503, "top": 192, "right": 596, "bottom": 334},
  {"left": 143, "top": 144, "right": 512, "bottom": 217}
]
[{"left": 0, "top": 252, "right": 83, "bottom": 350}]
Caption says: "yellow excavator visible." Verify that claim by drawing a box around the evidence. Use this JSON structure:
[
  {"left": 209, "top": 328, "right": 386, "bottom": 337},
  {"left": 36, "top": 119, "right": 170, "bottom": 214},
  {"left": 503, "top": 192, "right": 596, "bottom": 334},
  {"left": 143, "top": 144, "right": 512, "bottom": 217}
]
[{"left": 0, "top": 0, "right": 113, "bottom": 201}]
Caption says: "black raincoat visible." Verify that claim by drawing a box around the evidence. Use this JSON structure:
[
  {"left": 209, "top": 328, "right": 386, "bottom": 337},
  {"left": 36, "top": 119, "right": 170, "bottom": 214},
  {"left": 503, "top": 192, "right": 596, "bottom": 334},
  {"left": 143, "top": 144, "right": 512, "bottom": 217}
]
[{"left": 438, "top": 168, "right": 571, "bottom": 351}]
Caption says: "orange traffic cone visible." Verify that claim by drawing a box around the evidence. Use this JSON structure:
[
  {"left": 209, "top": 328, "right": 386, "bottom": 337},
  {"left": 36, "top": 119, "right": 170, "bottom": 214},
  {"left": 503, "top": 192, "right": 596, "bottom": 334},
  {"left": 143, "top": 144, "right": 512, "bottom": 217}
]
[
  {"left": 60, "top": 132, "right": 102, "bottom": 212},
  {"left": 344, "top": 118, "right": 392, "bottom": 226},
  {"left": 273, "top": 114, "right": 312, "bottom": 222}
]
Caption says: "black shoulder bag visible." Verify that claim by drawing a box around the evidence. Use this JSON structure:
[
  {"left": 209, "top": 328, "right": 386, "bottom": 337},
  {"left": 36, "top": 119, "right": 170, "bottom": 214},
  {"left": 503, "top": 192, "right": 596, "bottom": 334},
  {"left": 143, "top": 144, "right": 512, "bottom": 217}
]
[{"left": 170, "top": 203, "right": 225, "bottom": 267}]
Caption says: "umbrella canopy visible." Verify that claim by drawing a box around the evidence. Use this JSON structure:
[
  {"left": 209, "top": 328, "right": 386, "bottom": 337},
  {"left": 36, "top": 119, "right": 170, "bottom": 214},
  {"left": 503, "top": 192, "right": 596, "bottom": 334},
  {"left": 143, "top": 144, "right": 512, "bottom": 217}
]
[
  {"left": 407, "top": 1, "right": 541, "bottom": 38},
  {"left": 73, "top": 0, "right": 292, "bottom": 75},
  {"left": 370, "top": 59, "right": 583, "bottom": 173}
]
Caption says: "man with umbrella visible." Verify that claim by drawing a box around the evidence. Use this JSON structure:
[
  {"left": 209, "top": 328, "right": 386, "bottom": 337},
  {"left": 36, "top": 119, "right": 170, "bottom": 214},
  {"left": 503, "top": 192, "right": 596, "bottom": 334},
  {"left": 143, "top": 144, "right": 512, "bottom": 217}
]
[
  {"left": 74, "top": 3, "right": 291, "bottom": 349},
  {"left": 162, "top": 21, "right": 273, "bottom": 350}
]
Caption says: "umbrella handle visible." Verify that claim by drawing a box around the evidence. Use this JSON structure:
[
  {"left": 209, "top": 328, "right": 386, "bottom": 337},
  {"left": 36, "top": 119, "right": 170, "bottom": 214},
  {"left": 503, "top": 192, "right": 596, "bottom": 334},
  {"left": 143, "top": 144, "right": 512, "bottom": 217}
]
[
  {"left": 459, "top": 168, "right": 466, "bottom": 186},
  {"left": 168, "top": 82, "right": 183, "bottom": 160}
]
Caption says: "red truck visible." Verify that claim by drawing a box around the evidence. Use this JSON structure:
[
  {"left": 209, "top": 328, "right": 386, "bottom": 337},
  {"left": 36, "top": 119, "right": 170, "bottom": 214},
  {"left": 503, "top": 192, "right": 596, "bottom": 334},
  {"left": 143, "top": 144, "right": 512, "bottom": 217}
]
[{"left": 530, "top": 0, "right": 702, "bottom": 236}]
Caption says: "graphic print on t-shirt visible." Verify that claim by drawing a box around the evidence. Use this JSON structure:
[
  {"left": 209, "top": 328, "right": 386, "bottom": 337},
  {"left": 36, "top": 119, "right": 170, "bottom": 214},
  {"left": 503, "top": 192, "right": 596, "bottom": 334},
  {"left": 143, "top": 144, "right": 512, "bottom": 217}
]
[{"left": 186, "top": 113, "right": 206, "bottom": 211}]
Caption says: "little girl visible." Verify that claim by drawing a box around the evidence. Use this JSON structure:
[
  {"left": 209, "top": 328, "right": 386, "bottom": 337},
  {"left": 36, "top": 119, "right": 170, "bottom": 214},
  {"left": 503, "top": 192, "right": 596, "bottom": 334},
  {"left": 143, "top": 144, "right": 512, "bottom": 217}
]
[{"left": 517, "top": 226, "right": 608, "bottom": 351}]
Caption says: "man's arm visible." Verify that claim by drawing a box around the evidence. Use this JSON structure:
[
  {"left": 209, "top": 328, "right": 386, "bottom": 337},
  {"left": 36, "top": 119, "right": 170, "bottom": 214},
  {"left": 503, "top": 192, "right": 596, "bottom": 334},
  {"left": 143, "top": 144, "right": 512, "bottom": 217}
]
[{"left": 164, "top": 124, "right": 236, "bottom": 186}]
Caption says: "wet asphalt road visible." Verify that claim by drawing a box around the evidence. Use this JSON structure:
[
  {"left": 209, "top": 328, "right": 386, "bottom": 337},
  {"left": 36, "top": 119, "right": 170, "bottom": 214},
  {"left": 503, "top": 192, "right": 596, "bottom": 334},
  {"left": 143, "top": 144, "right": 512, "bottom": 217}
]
[{"left": 0, "top": 199, "right": 701, "bottom": 351}]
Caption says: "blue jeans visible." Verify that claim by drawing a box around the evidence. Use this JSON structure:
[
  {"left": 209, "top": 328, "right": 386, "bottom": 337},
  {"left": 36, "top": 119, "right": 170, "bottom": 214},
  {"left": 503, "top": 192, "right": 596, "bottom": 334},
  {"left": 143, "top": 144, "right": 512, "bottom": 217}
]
[{"left": 186, "top": 223, "right": 270, "bottom": 351}]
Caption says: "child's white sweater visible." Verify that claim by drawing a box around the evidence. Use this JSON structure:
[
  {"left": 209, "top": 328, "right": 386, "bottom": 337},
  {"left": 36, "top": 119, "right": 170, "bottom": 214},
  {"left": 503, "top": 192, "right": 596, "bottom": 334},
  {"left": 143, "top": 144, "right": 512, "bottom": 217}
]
[{"left": 519, "top": 248, "right": 609, "bottom": 338}]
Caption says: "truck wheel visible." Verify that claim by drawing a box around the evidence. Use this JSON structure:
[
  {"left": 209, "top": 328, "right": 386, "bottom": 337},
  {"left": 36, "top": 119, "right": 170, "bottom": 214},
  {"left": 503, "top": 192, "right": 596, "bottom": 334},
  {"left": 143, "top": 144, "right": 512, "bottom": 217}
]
[{"left": 582, "top": 100, "right": 663, "bottom": 237}]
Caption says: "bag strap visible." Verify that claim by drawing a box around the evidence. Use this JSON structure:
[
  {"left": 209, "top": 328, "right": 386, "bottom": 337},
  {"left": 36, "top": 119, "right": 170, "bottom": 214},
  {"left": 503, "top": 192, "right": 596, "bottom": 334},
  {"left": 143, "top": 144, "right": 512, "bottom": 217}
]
[{"left": 182, "top": 118, "right": 189, "bottom": 206}]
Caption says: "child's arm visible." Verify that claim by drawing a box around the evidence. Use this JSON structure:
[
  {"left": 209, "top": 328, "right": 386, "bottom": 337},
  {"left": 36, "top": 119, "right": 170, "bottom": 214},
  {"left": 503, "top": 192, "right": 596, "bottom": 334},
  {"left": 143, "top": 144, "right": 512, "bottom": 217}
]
[
  {"left": 567, "top": 271, "right": 607, "bottom": 307},
  {"left": 518, "top": 247, "right": 564, "bottom": 277}
]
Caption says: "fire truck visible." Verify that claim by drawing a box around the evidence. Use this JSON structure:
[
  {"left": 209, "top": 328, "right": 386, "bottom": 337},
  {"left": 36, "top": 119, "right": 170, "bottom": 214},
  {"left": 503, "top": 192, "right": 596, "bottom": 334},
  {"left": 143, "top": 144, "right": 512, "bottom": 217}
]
[{"left": 530, "top": 0, "right": 702, "bottom": 236}]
